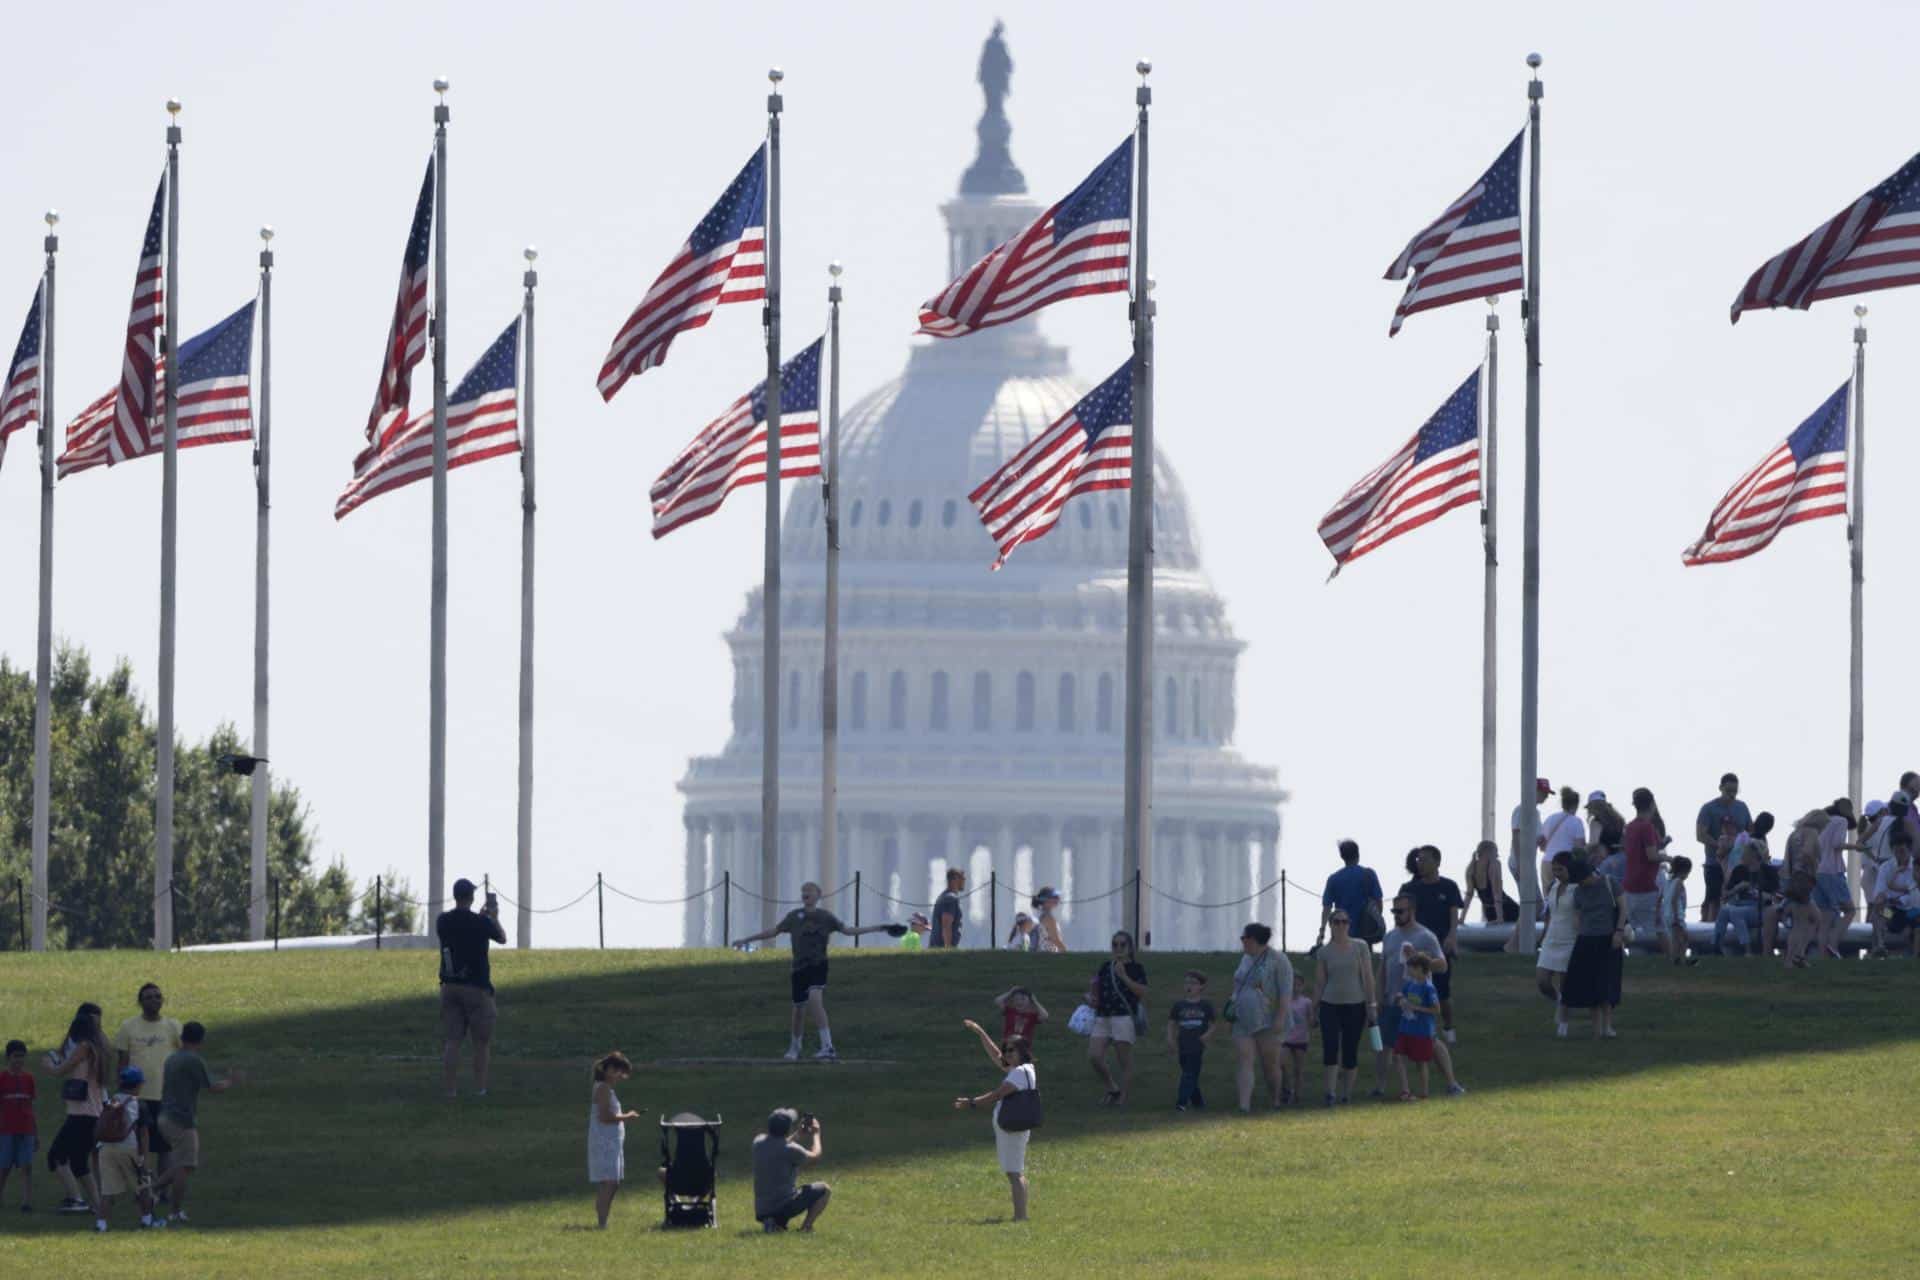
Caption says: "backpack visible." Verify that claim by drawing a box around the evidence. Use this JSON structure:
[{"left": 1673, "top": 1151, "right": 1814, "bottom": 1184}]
[{"left": 96, "top": 1095, "right": 135, "bottom": 1144}]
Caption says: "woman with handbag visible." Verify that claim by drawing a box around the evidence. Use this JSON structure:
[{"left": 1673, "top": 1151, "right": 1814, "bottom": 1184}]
[
  {"left": 1085, "top": 932, "right": 1148, "bottom": 1106},
  {"left": 45, "top": 1011, "right": 107, "bottom": 1222},
  {"left": 952, "top": 1034, "right": 1038, "bottom": 1222},
  {"left": 1228, "top": 922, "right": 1293, "bottom": 1113}
]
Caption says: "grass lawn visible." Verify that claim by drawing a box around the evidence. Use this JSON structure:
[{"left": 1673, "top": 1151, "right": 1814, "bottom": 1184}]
[{"left": 0, "top": 944, "right": 1911, "bottom": 1277}]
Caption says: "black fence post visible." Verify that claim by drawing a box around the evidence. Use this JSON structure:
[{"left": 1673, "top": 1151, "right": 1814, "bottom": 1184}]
[
  {"left": 722, "top": 871, "right": 731, "bottom": 947},
  {"left": 168, "top": 880, "right": 180, "bottom": 951},
  {"left": 852, "top": 870, "right": 861, "bottom": 949},
  {"left": 990, "top": 871, "right": 997, "bottom": 949},
  {"left": 375, "top": 875, "right": 384, "bottom": 951},
  {"left": 16, "top": 877, "right": 26, "bottom": 951},
  {"left": 271, "top": 875, "right": 281, "bottom": 951},
  {"left": 1280, "top": 869, "right": 1288, "bottom": 952},
  {"left": 597, "top": 873, "right": 605, "bottom": 950}
]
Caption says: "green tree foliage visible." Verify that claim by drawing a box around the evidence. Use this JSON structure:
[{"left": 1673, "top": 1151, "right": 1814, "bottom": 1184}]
[{"left": 0, "top": 645, "right": 370, "bottom": 949}]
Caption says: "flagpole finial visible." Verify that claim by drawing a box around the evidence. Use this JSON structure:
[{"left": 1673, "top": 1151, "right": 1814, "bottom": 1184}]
[
  {"left": 768, "top": 67, "right": 784, "bottom": 84},
  {"left": 44, "top": 210, "right": 58, "bottom": 228},
  {"left": 259, "top": 225, "right": 274, "bottom": 243},
  {"left": 1854, "top": 304, "right": 1868, "bottom": 318},
  {"left": 166, "top": 97, "right": 182, "bottom": 117},
  {"left": 1526, "top": 52, "right": 1542, "bottom": 71},
  {"left": 1137, "top": 59, "right": 1152, "bottom": 80},
  {"left": 524, "top": 245, "right": 538, "bottom": 263},
  {"left": 828, "top": 260, "right": 842, "bottom": 279},
  {"left": 434, "top": 76, "right": 450, "bottom": 98}
]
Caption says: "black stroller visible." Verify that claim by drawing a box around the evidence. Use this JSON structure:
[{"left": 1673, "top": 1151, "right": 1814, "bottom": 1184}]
[{"left": 660, "top": 1111, "right": 721, "bottom": 1228}]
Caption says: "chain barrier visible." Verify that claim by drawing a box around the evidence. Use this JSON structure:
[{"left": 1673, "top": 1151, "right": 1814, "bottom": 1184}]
[
  {"left": 601, "top": 879, "right": 721, "bottom": 906},
  {"left": 1146, "top": 878, "right": 1283, "bottom": 911}
]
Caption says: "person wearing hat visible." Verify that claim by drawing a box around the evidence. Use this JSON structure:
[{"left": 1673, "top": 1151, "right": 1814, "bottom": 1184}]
[
  {"left": 1509, "top": 777, "right": 1553, "bottom": 896},
  {"left": 94, "top": 1066, "right": 162, "bottom": 1231},
  {"left": 438, "top": 878, "right": 508, "bottom": 1098}
]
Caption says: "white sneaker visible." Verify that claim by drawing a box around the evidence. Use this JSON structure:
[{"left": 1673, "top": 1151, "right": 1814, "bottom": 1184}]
[
  {"left": 1555, "top": 1023, "right": 1568, "bottom": 1039},
  {"left": 94, "top": 1219, "right": 108, "bottom": 1232},
  {"left": 169, "top": 1211, "right": 189, "bottom": 1225},
  {"left": 813, "top": 1046, "right": 838, "bottom": 1061},
  {"left": 782, "top": 1044, "right": 801, "bottom": 1062},
  {"left": 1443, "top": 1028, "right": 1457, "bottom": 1044}
]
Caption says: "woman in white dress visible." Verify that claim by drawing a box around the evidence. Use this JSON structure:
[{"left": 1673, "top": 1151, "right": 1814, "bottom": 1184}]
[
  {"left": 953, "top": 1031, "right": 1038, "bottom": 1222},
  {"left": 588, "top": 1051, "right": 642, "bottom": 1228},
  {"left": 1535, "top": 853, "right": 1579, "bottom": 1036},
  {"left": 1032, "top": 888, "right": 1067, "bottom": 953}
]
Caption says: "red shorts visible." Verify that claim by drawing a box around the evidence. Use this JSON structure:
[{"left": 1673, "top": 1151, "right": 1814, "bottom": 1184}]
[{"left": 1393, "top": 1033, "right": 1434, "bottom": 1063}]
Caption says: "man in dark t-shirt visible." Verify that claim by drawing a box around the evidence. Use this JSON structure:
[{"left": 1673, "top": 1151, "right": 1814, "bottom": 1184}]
[
  {"left": 733, "top": 882, "right": 893, "bottom": 1061},
  {"left": 1398, "top": 847, "right": 1465, "bottom": 1042},
  {"left": 437, "top": 877, "right": 508, "bottom": 1098},
  {"left": 930, "top": 868, "right": 966, "bottom": 948}
]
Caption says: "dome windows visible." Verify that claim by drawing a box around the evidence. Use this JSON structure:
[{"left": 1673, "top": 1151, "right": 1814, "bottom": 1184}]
[
  {"left": 1164, "top": 676, "right": 1180, "bottom": 739},
  {"left": 1078, "top": 504, "right": 1092, "bottom": 530},
  {"left": 877, "top": 499, "right": 892, "bottom": 528},
  {"left": 908, "top": 500, "right": 923, "bottom": 528},
  {"left": 851, "top": 671, "right": 869, "bottom": 731},
  {"left": 1015, "top": 672, "right": 1036, "bottom": 732},
  {"left": 850, "top": 499, "right": 864, "bottom": 528},
  {"left": 889, "top": 671, "right": 908, "bottom": 731},
  {"left": 1108, "top": 501, "right": 1122, "bottom": 531},
  {"left": 931, "top": 671, "right": 951, "bottom": 731},
  {"left": 1097, "top": 674, "right": 1115, "bottom": 734},
  {"left": 972, "top": 672, "right": 992, "bottom": 731},
  {"left": 1058, "top": 673, "right": 1077, "bottom": 733},
  {"left": 942, "top": 500, "right": 958, "bottom": 528}
]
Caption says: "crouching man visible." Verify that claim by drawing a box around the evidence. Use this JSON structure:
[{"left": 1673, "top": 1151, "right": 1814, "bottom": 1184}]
[{"left": 752, "top": 1108, "right": 830, "bottom": 1233}]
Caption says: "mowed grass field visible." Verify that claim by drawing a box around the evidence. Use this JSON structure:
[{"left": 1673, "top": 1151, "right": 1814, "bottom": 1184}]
[{"left": 0, "top": 944, "right": 1913, "bottom": 1277}]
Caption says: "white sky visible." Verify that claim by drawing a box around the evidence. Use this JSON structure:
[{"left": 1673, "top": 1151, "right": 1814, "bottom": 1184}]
[{"left": 5, "top": 2, "right": 1919, "bottom": 946}]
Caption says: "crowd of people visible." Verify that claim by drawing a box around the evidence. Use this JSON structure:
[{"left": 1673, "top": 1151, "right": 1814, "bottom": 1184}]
[{"left": 0, "top": 986, "right": 243, "bottom": 1231}]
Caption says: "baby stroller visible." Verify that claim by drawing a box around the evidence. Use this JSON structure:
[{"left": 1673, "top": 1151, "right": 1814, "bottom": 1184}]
[{"left": 660, "top": 1111, "right": 721, "bottom": 1228}]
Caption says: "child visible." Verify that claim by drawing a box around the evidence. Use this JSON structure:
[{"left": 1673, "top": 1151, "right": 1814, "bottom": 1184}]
[
  {"left": 589, "top": 1051, "right": 641, "bottom": 1229},
  {"left": 94, "top": 1067, "right": 163, "bottom": 1231},
  {"left": 1393, "top": 955, "right": 1440, "bottom": 1101},
  {"left": 1661, "top": 857, "right": 1696, "bottom": 966},
  {"left": 0, "top": 1039, "right": 34, "bottom": 1211},
  {"left": 1005, "top": 913, "right": 1038, "bottom": 951},
  {"left": 1281, "top": 984, "right": 1313, "bottom": 1106},
  {"left": 1165, "top": 971, "right": 1216, "bottom": 1111},
  {"left": 993, "top": 987, "right": 1049, "bottom": 1045}
]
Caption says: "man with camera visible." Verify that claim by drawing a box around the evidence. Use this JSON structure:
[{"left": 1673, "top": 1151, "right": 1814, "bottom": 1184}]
[
  {"left": 437, "top": 877, "right": 508, "bottom": 1099},
  {"left": 752, "top": 1108, "right": 830, "bottom": 1233}
]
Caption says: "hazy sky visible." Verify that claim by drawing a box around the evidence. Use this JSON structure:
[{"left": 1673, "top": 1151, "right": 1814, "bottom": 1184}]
[{"left": 6, "top": 2, "right": 1920, "bottom": 946}]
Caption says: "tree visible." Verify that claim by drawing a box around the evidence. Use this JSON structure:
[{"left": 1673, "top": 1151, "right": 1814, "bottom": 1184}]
[{"left": 0, "top": 644, "right": 377, "bottom": 949}]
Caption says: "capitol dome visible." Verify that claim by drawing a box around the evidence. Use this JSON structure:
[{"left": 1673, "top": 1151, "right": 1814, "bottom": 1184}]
[{"left": 678, "top": 26, "right": 1282, "bottom": 951}]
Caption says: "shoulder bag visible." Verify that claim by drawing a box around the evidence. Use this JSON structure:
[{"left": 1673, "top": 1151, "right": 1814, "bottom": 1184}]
[{"left": 995, "top": 1065, "right": 1043, "bottom": 1132}]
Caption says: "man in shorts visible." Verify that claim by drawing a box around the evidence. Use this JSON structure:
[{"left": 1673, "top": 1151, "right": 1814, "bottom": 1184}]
[
  {"left": 438, "top": 877, "right": 508, "bottom": 1098},
  {"left": 752, "top": 1108, "right": 829, "bottom": 1232},
  {"left": 153, "top": 1022, "right": 242, "bottom": 1224},
  {"left": 1373, "top": 896, "right": 1465, "bottom": 1098},
  {"left": 732, "top": 882, "right": 894, "bottom": 1060}
]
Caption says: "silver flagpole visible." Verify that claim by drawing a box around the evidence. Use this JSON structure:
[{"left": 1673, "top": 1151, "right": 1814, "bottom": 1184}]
[
  {"left": 517, "top": 246, "right": 538, "bottom": 949},
  {"left": 1847, "top": 305, "right": 1867, "bottom": 907},
  {"left": 30, "top": 211, "right": 58, "bottom": 952},
  {"left": 1514, "top": 54, "right": 1544, "bottom": 954},
  {"left": 428, "top": 77, "right": 450, "bottom": 919},
  {"left": 1122, "top": 61, "right": 1155, "bottom": 943},
  {"left": 1480, "top": 301, "right": 1499, "bottom": 849},
  {"left": 155, "top": 99, "right": 182, "bottom": 951},
  {"left": 249, "top": 227, "right": 274, "bottom": 941},
  {"left": 820, "top": 261, "right": 842, "bottom": 895},
  {"left": 759, "top": 68, "right": 785, "bottom": 928}
]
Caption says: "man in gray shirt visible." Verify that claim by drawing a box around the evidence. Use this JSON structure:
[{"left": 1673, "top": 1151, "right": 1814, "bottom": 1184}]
[
  {"left": 1373, "top": 896, "right": 1466, "bottom": 1098},
  {"left": 752, "top": 1108, "right": 830, "bottom": 1232}
]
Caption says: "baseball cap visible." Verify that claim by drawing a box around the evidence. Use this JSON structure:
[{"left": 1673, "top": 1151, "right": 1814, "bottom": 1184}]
[
  {"left": 1587, "top": 790, "right": 1607, "bottom": 805},
  {"left": 452, "top": 877, "right": 478, "bottom": 898},
  {"left": 1536, "top": 777, "right": 1551, "bottom": 792},
  {"left": 118, "top": 1065, "right": 145, "bottom": 1088},
  {"left": 1865, "top": 799, "right": 1888, "bottom": 818}
]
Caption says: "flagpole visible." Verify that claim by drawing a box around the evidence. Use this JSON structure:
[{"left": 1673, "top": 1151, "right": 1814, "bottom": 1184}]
[
  {"left": 1122, "top": 60, "right": 1155, "bottom": 944},
  {"left": 249, "top": 227, "right": 274, "bottom": 941},
  {"left": 154, "top": 98, "right": 182, "bottom": 951},
  {"left": 428, "top": 76, "right": 450, "bottom": 920},
  {"left": 820, "top": 261, "right": 842, "bottom": 896},
  {"left": 1847, "top": 305, "right": 1867, "bottom": 907},
  {"left": 1480, "top": 301, "right": 1499, "bottom": 849},
  {"left": 30, "top": 211, "right": 58, "bottom": 952},
  {"left": 759, "top": 68, "right": 785, "bottom": 928},
  {"left": 517, "top": 246, "right": 538, "bottom": 949},
  {"left": 1514, "top": 54, "right": 1543, "bottom": 955}
]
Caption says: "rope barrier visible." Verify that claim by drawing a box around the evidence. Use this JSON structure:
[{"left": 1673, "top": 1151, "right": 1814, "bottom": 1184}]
[
  {"left": 1146, "top": 878, "right": 1283, "bottom": 911},
  {"left": 492, "top": 882, "right": 598, "bottom": 914},
  {"left": 602, "top": 879, "right": 722, "bottom": 906}
]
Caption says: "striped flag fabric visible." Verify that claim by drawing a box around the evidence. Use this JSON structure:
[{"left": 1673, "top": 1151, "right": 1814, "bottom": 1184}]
[
  {"left": 1318, "top": 369, "right": 1482, "bottom": 574},
  {"left": 1384, "top": 133, "right": 1523, "bottom": 336},
  {"left": 106, "top": 173, "right": 167, "bottom": 464},
  {"left": 365, "top": 160, "right": 434, "bottom": 444},
  {"left": 598, "top": 148, "right": 766, "bottom": 401},
  {"left": 59, "top": 301, "right": 256, "bottom": 478},
  {"left": 0, "top": 283, "right": 42, "bottom": 471},
  {"left": 1730, "top": 152, "right": 1920, "bottom": 322},
  {"left": 969, "top": 359, "right": 1132, "bottom": 569},
  {"left": 917, "top": 137, "right": 1133, "bottom": 339},
  {"left": 1682, "top": 381, "right": 1850, "bottom": 566},
  {"left": 650, "top": 337, "right": 821, "bottom": 539},
  {"left": 336, "top": 317, "right": 520, "bottom": 519}
]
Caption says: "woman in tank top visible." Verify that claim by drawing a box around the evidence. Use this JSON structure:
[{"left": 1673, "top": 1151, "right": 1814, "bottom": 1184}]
[{"left": 1312, "top": 911, "right": 1376, "bottom": 1106}]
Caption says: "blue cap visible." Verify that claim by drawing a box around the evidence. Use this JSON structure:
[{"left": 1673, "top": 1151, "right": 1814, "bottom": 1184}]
[{"left": 118, "top": 1065, "right": 145, "bottom": 1088}]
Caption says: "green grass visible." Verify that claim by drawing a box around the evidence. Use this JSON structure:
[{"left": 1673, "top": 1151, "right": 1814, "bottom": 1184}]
[{"left": 0, "top": 945, "right": 1912, "bottom": 1277}]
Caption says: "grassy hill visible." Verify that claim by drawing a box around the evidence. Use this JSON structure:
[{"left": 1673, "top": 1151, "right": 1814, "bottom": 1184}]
[{"left": 0, "top": 945, "right": 1911, "bottom": 1277}]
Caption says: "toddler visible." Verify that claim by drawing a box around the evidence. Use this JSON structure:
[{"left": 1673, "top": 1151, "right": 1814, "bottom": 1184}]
[
  {"left": 1661, "top": 857, "right": 1696, "bottom": 965},
  {"left": 1281, "top": 986, "right": 1313, "bottom": 1105},
  {"left": 1165, "top": 971, "right": 1216, "bottom": 1111}
]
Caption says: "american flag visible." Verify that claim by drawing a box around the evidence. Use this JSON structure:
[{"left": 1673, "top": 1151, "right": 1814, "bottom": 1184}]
[
  {"left": 59, "top": 301, "right": 256, "bottom": 478},
  {"left": 1318, "top": 369, "right": 1482, "bottom": 573},
  {"left": 366, "top": 160, "right": 435, "bottom": 444},
  {"left": 650, "top": 337, "right": 821, "bottom": 538},
  {"left": 1731, "top": 152, "right": 1920, "bottom": 322},
  {"left": 1384, "top": 132, "right": 1523, "bottom": 336},
  {"left": 1682, "top": 381, "right": 1850, "bottom": 566},
  {"left": 969, "top": 359, "right": 1132, "bottom": 569},
  {"left": 336, "top": 316, "right": 521, "bottom": 519},
  {"left": 0, "top": 282, "right": 42, "bottom": 472},
  {"left": 917, "top": 136, "right": 1133, "bottom": 339},
  {"left": 598, "top": 147, "right": 766, "bottom": 401},
  {"left": 106, "top": 172, "right": 168, "bottom": 463}
]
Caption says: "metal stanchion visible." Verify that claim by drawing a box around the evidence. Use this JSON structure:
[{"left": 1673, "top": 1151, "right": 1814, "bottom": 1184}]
[
  {"left": 597, "top": 873, "right": 605, "bottom": 949},
  {"left": 723, "top": 871, "right": 732, "bottom": 947},
  {"left": 990, "top": 871, "right": 998, "bottom": 948},
  {"left": 272, "top": 875, "right": 280, "bottom": 951},
  {"left": 853, "top": 870, "right": 861, "bottom": 948},
  {"left": 375, "top": 875, "right": 384, "bottom": 951}
]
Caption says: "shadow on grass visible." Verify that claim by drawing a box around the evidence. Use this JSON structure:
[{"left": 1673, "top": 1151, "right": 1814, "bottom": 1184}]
[{"left": 6, "top": 946, "right": 1917, "bottom": 1233}]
